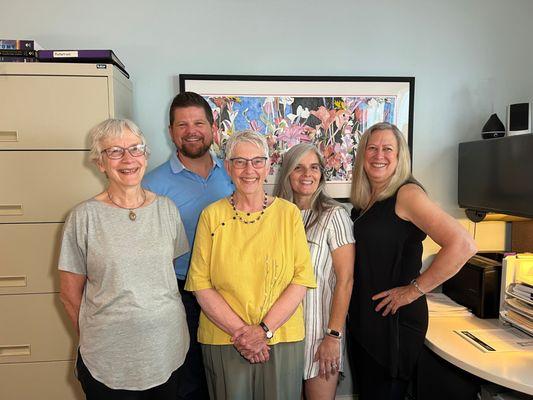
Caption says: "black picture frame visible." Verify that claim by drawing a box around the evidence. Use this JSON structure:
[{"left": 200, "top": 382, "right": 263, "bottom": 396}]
[{"left": 179, "top": 74, "right": 414, "bottom": 197}]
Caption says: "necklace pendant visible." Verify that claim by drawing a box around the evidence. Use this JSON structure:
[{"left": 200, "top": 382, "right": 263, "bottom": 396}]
[{"left": 106, "top": 189, "right": 147, "bottom": 221}]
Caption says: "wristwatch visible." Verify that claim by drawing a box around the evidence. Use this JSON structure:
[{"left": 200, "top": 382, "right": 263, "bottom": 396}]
[
  {"left": 259, "top": 321, "right": 273, "bottom": 339},
  {"left": 326, "top": 328, "right": 342, "bottom": 339}
]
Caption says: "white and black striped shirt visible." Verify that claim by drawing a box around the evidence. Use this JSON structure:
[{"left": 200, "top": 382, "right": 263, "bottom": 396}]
[{"left": 302, "top": 206, "right": 355, "bottom": 379}]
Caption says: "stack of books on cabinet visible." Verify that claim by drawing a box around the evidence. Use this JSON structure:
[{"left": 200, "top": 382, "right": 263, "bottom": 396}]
[
  {"left": 37, "top": 49, "right": 129, "bottom": 78},
  {"left": 0, "top": 62, "right": 132, "bottom": 400},
  {"left": 1, "top": 39, "right": 129, "bottom": 77},
  {"left": 499, "top": 254, "right": 533, "bottom": 336},
  {"left": 0, "top": 39, "right": 41, "bottom": 62}
]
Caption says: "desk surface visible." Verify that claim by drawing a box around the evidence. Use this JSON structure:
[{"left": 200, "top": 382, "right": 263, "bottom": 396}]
[{"left": 426, "top": 316, "right": 533, "bottom": 395}]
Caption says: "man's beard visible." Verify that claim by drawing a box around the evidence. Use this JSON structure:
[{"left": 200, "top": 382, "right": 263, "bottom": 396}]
[{"left": 178, "top": 141, "right": 211, "bottom": 159}]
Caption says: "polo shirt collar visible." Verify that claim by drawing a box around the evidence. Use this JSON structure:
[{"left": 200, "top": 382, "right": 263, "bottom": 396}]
[{"left": 170, "top": 151, "right": 223, "bottom": 174}]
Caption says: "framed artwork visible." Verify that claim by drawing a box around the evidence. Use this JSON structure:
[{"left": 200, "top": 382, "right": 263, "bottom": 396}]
[{"left": 179, "top": 75, "right": 414, "bottom": 198}]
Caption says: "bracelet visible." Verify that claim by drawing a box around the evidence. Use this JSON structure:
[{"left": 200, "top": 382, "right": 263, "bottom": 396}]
[
  {"left": 326, "top": 328, "right": 342, "bottom": 339},
  {"left": 410, "top": 279, "right": 425, "bottom": 296}
]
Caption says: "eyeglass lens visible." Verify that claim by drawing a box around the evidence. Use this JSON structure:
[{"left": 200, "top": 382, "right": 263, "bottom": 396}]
[
  {"left": 104, "top": 144, "right": 146, "bottom": 159},
  {"left": 231, "top": 157, "right": 267, "bottom": 169}
]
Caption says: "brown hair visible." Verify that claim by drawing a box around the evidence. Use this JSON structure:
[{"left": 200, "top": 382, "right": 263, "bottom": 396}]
[{"left": 169, "top": 92, "right": 214, "bottom": 126}]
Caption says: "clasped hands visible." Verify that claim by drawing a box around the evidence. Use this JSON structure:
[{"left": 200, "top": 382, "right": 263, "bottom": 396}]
[{"left": 231, "top": 325, "right": 270, "bottom": 364}]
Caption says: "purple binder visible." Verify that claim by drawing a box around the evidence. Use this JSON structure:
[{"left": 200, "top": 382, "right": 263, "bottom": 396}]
[{"left": 37, "top": 49, "right": 128, "bottom": 77}]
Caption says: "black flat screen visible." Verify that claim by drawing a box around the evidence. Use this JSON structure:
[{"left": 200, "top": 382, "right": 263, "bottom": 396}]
[{"left": 458, "top": 135, "right": 533, "bottom": 218}]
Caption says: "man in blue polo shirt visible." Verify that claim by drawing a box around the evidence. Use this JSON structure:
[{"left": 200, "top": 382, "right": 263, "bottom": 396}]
[{"left": 143, "top": 92, "right": 233, "bottom": 400}]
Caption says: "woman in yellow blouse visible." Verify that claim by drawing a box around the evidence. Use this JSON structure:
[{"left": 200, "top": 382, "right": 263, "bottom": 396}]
[{"left": 185, "top": 130, "right": 316, "bottom": 399}]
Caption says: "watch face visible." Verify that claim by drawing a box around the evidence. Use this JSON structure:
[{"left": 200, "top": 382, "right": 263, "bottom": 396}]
[
  {"left": 266, "top": 331, "right": 273, "bottom": 339},
  {"left": 327, "top": 329, "right": 341, "bottom": 338}
]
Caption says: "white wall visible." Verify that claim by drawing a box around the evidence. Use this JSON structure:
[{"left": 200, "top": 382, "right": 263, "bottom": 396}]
[
  {"left": 2, "top": 0, "right": 533, "bottom": 216},
  {"left": 2, "top": 0, "right": 532, "bottom": 396}
]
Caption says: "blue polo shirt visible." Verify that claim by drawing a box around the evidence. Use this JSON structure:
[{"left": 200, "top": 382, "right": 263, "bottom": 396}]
[{"left": 143, "top": 151, "right": 233, "bottom": 280}]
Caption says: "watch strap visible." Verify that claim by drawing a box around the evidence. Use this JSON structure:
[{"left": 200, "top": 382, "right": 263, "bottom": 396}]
[{"left": 259, "top": 321, "right": 273, "bottom": 339}]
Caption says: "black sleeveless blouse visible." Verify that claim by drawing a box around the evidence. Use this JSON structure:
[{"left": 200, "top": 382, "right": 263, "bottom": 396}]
[{"left": 349, "top": 185, "right": 428, "bottom": 379}]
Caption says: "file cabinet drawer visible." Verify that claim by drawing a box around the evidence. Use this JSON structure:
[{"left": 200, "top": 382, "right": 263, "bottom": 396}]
[
  {"left": 0, "top": 223, "right": 63, "bottom": 294},
  {"left": 0, "top": 75, "right": 109, "bottom": 149},
  {"left": 0, "top": 293, "right": 76, "bottom": 363},
  {"left": 0, "top": 360, "right": 83, "bottom": 400},
  {"left": 0, "top": 151, "right": 105, "bottom": 223}
]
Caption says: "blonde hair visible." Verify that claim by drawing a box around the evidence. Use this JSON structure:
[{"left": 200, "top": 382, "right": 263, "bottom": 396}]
[
  {"left": 88, "top": 118, "right": 148, "bottom": 164},
  {"left": 274, "top": 143, "right": 337, "bottom": 229},
  {"left": 350, "top": 122, "right": 414, "bottom": 210}
]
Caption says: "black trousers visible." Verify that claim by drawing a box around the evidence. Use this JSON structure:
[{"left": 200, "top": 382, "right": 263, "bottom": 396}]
[
  {"left": 76, "top": 352, "right": 182, "bottom": 400},
  {"left": 177, "top": 279, "right": 210, "bottom": 400},
  {"left": 350, "top": 340, "right": 409, "bottom": 400}
]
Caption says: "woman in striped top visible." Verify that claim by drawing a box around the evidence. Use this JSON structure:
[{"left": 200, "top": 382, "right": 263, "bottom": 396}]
[{"left": 275, "top": 143, "right": 355, "bottom": 400}]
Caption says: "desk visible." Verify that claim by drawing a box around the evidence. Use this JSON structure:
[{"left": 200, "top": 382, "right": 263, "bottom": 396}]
[{"left": 425, "top": 316, "right": 533, "bottom": 396}]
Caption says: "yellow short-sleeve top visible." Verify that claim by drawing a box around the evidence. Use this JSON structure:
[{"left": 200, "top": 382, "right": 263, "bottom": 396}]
[{"left": 185, "top": 197, "right": 317, "bottom": 345}]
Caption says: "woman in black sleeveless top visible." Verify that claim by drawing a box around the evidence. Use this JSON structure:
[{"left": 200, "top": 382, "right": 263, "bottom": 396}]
[{"left": 348, "top": 122, "right": 476, "bottom": 400}]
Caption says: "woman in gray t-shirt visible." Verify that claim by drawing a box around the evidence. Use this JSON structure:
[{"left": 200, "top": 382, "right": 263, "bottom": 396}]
[{"left": 58, "top": 118, "right": 189, "bottom": 399}]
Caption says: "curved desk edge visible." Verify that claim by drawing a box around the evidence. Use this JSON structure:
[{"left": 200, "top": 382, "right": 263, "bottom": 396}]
[{"left": 425, "top": 316, "right": 533, "bottom": 396}]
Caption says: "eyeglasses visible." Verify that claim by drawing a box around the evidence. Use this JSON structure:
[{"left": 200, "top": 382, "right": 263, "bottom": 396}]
[
  {"left": 101, "top": 144, "right": 147, "bottom": 159},
  {"left": 229, "top": 157, "right": 268, "bottom": 169}
]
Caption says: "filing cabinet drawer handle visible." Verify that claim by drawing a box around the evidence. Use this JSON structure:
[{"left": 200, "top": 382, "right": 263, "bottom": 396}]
[
  {"left": 0, "top": 204, "right": 23, "bottom": 216},
  {"left": 0, "top": 345, "right": 31, "bottom": 357},
  {"left": 0, "top": 131, "right": 18, "bottom": 142},
  {"left": 0, "top": 275, "right": 27, "bottom": 287}
]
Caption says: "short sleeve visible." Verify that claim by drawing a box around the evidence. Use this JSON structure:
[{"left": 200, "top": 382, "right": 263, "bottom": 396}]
[
  {"left": 58, "top": 207, "right": 88, "bottom": 275},
  {"left": 290, "top": 206, "right": 317, "bottom": 288},
  {"left": 185, "top": 209, "right": 214, "bottom": 291},
  {"left": 167, "top": 198, "right": 189, "bottom": 259},
  {"left": 328, "top": 206, "right": 355, "bottom": 252}
]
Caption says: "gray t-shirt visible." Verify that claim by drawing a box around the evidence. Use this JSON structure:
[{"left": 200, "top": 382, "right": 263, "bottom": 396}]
[{"left": 59, "top": 196, "right": 189, "bottom": 390}]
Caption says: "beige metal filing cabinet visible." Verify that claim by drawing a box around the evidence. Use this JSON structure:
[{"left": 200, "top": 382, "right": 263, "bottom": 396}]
[{"left": 0, "top": 62, "right": 132, "bottom": 399}]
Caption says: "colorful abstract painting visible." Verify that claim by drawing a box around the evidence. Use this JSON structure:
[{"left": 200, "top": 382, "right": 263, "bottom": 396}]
[{"left": 180, "top": 76, "right": 414, "bottom": 197}]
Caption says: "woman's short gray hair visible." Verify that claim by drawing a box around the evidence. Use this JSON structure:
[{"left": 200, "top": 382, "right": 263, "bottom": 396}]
[
  {"left": 88, "top": 118, "right": 148, "bottom": 164},
  {"left": 224, "top": 130, "right": 270, "bottom": 160}
]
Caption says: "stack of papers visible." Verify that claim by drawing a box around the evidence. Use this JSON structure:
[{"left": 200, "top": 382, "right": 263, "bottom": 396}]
[
  {"left": 507, "top": 283, "right": 533, "bottom": 303},
  {"left": 427, "top": 293, "right": 472, "bottom": 317},
  {"left": 505, "top": 297, "right": 533, "bottom": 318},
  {"left": 502, "top": 283, "right": 533, "bottom": 335}
]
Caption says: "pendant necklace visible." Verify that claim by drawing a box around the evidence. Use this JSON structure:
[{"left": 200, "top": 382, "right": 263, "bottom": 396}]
[
  {"left": 106, "top": 189, "right": 147, "bottom": 221},
  {"left": 230, "top": 192, "right": 268, "bottom": 224}
]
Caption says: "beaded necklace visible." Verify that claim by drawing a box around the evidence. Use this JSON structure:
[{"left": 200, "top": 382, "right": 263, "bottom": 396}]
[{"left": 230, "top": 192, "right": 268, "bottom": 224}]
